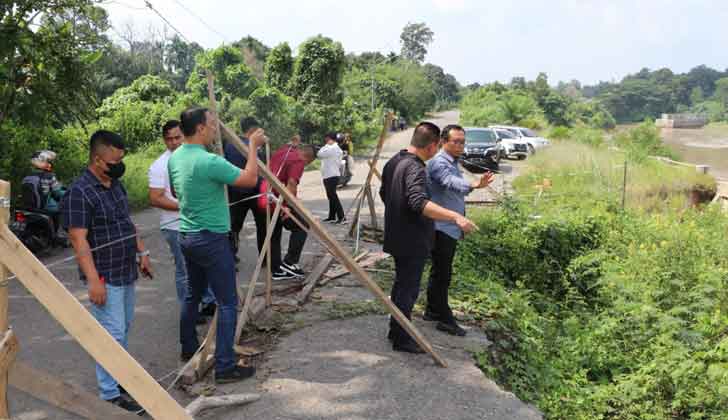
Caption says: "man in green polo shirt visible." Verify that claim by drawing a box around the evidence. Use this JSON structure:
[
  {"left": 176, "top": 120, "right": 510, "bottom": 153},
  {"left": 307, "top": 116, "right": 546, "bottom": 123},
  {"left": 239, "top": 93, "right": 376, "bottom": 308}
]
[{"left": 169, "top": 107, "right": 266, "bottom": 383}]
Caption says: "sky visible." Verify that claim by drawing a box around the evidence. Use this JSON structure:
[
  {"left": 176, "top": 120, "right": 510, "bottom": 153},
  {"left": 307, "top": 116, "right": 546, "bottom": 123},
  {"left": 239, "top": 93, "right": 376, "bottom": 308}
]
[{"left": 100, "top": 0, "right": 728, "bottom": 86}]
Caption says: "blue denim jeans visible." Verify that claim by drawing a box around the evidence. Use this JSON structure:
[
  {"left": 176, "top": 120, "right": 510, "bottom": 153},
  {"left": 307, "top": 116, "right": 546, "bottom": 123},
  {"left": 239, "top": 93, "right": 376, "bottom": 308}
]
[
  {"left": 161, "top": 229, "right": 215, "bottom": 306},
  {"left": 179, "top": 230, "right": 238, "bottom": 373},
  {"left": 89, "top": 283, "right": 135, "bottom": 401}
]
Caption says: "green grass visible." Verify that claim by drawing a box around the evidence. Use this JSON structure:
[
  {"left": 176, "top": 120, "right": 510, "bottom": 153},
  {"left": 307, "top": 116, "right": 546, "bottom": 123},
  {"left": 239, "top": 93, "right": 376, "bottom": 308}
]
[{"left": 513, "top": 140, "right": 716, "bottom": 212}]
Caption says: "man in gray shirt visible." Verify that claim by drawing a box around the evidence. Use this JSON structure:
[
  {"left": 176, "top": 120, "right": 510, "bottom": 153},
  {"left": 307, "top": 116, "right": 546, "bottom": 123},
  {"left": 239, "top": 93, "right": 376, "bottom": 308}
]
[{"left": 425, "top": 124, "right": 493, "bottom": 336}]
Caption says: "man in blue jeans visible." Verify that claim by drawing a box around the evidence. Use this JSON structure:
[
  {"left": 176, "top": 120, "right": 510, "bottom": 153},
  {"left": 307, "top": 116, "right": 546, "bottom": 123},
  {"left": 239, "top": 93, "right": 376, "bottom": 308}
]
[
  {"left": 62, "top": 130, "right": 153, "bottom": 412},
  {"left": 169, "top": 107, "right": 266, "bottom": 383},
  {"left": 148, "top": 120, "right": 215, "bottom": 320}
]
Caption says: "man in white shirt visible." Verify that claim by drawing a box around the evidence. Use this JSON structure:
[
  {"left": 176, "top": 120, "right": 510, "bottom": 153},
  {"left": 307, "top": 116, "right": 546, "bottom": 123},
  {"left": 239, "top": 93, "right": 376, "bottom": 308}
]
[
  {"left": 317, "top": 132, "right": 346, "bottom": 223},
  {"left": 148, "top": 120, "right": 215, "bottom": 317}
]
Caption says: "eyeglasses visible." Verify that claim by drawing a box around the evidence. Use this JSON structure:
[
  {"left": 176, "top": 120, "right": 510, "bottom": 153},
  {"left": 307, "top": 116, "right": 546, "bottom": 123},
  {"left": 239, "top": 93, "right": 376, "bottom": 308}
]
[{"left": 449, "top": 140, "right": 465, "bottom": 146}]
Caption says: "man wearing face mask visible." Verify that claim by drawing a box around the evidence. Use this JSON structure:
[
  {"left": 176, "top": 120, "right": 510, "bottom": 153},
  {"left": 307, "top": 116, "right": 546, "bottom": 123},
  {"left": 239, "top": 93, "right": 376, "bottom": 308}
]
[
  {"left": 168, "top": 107, "right": 266, "bottom": 384},
  {"left": 61, "top": 130, "right": 153, "bottom": 412}
]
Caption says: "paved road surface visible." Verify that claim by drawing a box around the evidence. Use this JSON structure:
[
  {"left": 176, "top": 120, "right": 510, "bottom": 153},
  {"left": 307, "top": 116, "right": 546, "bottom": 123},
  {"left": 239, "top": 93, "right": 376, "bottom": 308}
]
[{"left": 7, "top": 111, "right": 539, "bottom": 419}]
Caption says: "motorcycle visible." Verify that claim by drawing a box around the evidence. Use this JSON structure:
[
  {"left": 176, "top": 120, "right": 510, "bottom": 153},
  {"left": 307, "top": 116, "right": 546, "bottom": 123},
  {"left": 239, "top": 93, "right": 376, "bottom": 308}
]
[
  {"left": 338, "top": 151, "right": 353, "bottom": 187},
  {"left": 10, "top": 208, "right": 67, "bottom": 255}
]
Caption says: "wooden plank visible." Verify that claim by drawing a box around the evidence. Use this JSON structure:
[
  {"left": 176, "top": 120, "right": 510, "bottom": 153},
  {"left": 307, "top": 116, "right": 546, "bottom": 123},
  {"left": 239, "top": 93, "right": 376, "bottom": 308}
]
[
  {"left": 9, "top": 361, "right": 138, "bottom": 420},
  {"left": 220, "top": 122, "right": 447, "bottom": 368},
  {"left": 239, "top": 278, "right": 304, "bottom": 299},
  {"left": 234, "top": 200, "right": 282, "bottom": 344},
  {"left": 0, "top": 227, "right": 193, "bottom": 419},
  {"left": 0, "top": 180, "right": 10, "bottom": 419},
  {"left": 323, "top": 252, "right": 388, "bottom": 282},
  {"left": 296, "top": 255, "right": 334, "bottom": 305},
  {"left": 323, "top": 251, "right": 370, "bottom": 280}
]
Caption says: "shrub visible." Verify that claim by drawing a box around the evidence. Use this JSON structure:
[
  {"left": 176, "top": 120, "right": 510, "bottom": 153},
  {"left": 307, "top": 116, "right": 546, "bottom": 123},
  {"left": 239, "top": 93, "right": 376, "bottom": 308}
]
[{"left": 457, "top": 204, "right": 728, "bottom": 419}]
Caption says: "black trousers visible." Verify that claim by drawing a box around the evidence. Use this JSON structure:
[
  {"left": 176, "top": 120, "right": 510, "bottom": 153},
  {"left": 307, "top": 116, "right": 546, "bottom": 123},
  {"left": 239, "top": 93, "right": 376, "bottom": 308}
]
[
  {"left": 228, "top": 191, "right": 267, "bottom": 256},
  {"left": 426, "top": 231, "right": 458, "bottom": 322},
  {"left": 271, "top": 209, "right": 308, "bottom": 271},
  {"left": 323, "top": 176, "right": 344, "bottom": 221},
  {"left": 388, "top": 255, "right": 427, "bottom": 345}
]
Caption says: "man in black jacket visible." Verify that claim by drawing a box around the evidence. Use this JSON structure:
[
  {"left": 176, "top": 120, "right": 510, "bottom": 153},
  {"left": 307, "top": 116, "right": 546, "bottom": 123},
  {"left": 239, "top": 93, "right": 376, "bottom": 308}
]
[{"left": 379, "top": 122, "right": 478, "bottom": 354}]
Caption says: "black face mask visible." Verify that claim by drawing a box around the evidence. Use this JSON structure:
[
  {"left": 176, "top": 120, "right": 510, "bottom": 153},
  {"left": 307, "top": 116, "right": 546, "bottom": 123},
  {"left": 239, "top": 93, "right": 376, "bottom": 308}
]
[{"left": 103, "top": 160, "right": 126, "bottom": 179}]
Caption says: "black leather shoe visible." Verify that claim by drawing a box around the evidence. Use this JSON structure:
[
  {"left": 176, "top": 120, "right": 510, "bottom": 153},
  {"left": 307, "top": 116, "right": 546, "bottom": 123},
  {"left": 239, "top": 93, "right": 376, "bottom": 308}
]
[
  {"left": 108, "top": 395, "right": 144, "bottom": 414},
  {"left": 392, "top": 340, "right": 425, "bottom": 354},
  {"left": 199, "top": 302, "right": 217, "bottom": 317},
  {"left": 387, "top": 330, "right": 395, "bottom": 341},
  {"left": 436, "top": 321, "right": 467, "bottom": 337},
  {"left": 422, "top": 311, "right": 444, "bottom": 322},
  {"left": 216, "top": 365, "right": 256, "bottom": 384}
]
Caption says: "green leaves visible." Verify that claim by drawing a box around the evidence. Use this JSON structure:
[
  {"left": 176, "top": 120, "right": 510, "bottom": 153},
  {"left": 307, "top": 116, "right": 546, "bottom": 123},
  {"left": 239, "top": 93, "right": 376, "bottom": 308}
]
[{"left": 289, "top": 35, "right": 345, "bottom": 104}]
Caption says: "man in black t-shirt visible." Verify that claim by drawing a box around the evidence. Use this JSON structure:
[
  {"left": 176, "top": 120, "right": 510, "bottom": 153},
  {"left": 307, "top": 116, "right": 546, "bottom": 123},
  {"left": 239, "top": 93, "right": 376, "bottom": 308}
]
[{"left": 379, "top": 122, "right": 477, "bottom": 354}]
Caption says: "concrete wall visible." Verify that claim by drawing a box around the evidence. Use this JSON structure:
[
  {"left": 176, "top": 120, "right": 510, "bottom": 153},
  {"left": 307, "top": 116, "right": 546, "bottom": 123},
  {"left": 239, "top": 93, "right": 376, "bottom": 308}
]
[{"left": 656, "top": 113, "right": 708, "bottom": 128}]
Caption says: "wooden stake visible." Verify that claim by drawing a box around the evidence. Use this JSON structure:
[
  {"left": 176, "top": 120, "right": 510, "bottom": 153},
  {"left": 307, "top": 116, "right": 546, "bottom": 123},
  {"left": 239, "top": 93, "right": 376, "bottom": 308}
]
[
  {"left": 206, "top": 71, "right": 224, "bottom": 156},
  {"left": 365, "top": 185, "right": 378, "bottom": 230},
  {"left": 367, "top": 160, "right": 383, "bottom": 181},
  {"left": 349, "top": 113, "right": 392, "bottom": 237},
  {"left": 296, "top": 255, "right": 334, "bottom": 305},
  {"left": 9, "top": 362, "right": 138, "bottom": 420},
  {"left": 234, "top": 200, "right": 283, "bottom": 344},
  {"left": 185, "top": 393, "right": 260, "bottom": 416},
  {"left": 0, "top": 180, "right": 10, "bottom": 418},
  {"left": 265, "top": 143, "right": 272, "bottom": 306},
  {"left": 0, "top": 226, "right": 192, "bottom": 419},
  {"left": 220, "top": 123, "right": 447, "bottom": 368}
]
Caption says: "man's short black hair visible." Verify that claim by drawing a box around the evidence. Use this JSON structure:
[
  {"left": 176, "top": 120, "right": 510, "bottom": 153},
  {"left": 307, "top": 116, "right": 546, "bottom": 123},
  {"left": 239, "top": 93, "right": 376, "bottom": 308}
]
[
  {"left": 325, "top": 132, "right": 338, "bottom": 142},
  {"left": 411, "top": 122, "right": 441, "bottom": 148},
  {"left": 240, "top": 117, "right": 260, "bottom": 134},
  {"left": 89, "top": 130, "right": 125, "bottom": 161},
  {"left": 162, "top": 120, "right": 181, "bottom": 137},
  {"left": 180, "top": 107, "right": 209, "bottom": 137},
  {"left": 299, "top": 143, "right": 316, "bottom": 160},
  {"left": 441, "top": 124, "right": 465, "bottom": 142}
]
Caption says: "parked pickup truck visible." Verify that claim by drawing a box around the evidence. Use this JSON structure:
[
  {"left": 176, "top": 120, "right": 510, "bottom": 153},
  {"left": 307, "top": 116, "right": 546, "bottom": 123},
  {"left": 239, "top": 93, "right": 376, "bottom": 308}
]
[
  {"left": 492, "top": 128, "right": 529, "bottom": 160},
  {"left": 490, "top": 125, "right": 550, "bottom": 155}
]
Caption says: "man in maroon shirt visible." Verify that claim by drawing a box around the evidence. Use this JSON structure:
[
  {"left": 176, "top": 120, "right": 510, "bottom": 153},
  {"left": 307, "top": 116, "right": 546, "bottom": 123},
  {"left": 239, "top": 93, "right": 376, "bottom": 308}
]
[{"left": 268, "top": 142, "right": 316, "bottom": 279}]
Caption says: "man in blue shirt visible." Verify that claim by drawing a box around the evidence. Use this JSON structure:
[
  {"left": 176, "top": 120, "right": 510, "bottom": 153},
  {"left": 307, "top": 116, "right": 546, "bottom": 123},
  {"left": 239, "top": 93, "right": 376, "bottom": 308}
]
[
  {"left": 425, "top": 124, "right": 493, "bottom": 336},
  {"left": 62, "top": 130, "right": 153, "bottom": 412}
]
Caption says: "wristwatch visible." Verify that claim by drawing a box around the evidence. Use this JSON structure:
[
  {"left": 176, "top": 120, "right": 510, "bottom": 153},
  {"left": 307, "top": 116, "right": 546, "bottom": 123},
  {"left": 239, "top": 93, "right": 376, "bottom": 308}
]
[{"left": 136, "top": 250, "right": 150, "bottom": 259}]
